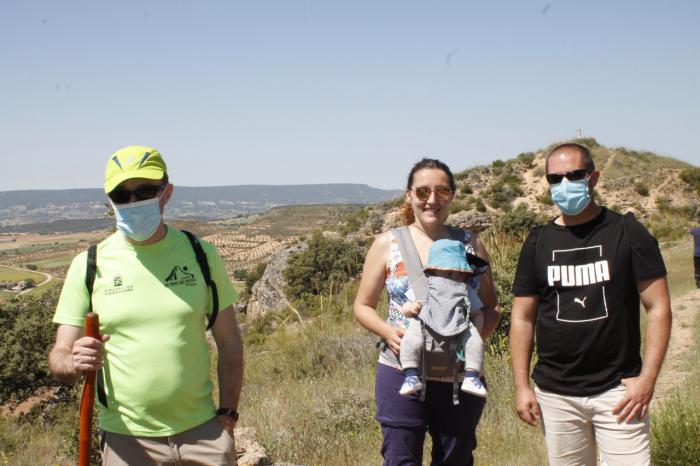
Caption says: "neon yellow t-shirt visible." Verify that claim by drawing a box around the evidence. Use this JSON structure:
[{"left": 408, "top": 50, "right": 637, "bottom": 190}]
[{"left": 53, "top": 228, "right": 238, "bottom": 436}]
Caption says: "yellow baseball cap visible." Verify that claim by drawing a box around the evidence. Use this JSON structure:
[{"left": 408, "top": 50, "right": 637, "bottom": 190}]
[{"left": 104, "top": 146, "right": 167, "bottom": 193}]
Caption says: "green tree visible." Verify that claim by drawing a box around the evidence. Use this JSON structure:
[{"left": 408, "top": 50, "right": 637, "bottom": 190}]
[
  {"left": 284, "top": 232, "right": 363, "bottom": 302},
  {"left": 0, "top": 286, "right": 61, "bottom": 403},
  {"left": 244, "top": 263, "right": 267, "bottom": 296}
]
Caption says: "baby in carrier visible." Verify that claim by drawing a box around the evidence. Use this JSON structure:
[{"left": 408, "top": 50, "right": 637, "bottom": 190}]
[{"left": 399, "top": 238, "right": 487, "bottom": 398}]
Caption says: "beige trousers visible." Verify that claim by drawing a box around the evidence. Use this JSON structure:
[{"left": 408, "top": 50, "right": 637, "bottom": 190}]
[
  {"left": 535, "top": 384, "right": 650, "bottom": 466},
  {"left": 100, "top": 417, "right": 236, "bottom": 466}
]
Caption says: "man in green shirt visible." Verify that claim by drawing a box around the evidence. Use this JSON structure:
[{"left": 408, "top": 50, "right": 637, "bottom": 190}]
[{"left": 49, "top": 146, "right": 244, "bottom": 465}]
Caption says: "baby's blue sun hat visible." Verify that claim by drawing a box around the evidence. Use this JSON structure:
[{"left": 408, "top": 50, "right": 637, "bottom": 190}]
[{"left": 424, "top": 239, "right": 489, "bottom": 275}]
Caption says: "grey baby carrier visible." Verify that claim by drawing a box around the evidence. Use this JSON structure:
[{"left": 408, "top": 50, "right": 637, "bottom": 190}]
[{"left": 392, "top": 226, "right": 488, "bottom": 405}]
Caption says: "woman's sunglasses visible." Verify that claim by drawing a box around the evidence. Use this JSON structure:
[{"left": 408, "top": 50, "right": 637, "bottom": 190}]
[
  {"left": 108, "top": 182, "right": 167, "bottom": 205},
  {"left": 412, "top": 185, "right": 453, "bottom": 202},
  {"left": 545, "top": 169, "right": 593, "bottom": 185}
]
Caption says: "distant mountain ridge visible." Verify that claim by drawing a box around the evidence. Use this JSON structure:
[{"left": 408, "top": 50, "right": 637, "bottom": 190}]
[{"left": 0, "top": 183, "right": 401, "bottom": 230}]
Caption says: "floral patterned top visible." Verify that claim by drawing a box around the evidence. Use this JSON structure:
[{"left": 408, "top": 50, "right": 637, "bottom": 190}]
[{"left": 378, "top": 227, "right": 480, "bottom": 370}]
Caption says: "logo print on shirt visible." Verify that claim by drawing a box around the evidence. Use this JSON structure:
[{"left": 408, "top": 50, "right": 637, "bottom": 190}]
[
  {"left": 548, "top": 245, "right": 610, "bottom": 323},
  {"left": 104, "top": 273, "right": 133, "bottom": 295},
  {"left": 164, "top": 266, "right": 196, "bottom": 287}
]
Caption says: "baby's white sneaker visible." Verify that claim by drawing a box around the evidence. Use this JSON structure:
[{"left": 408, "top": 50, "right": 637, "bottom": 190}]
[{"left": 461, "top": 374, "right": 487, "bottom": 398}]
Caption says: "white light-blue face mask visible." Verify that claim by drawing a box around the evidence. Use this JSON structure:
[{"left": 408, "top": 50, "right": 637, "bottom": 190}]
[
  {"left": 550, "top": 178, "right": 592, "bottom": 216},
  {"left": 112, "top": 196, "right": 163, "bottom": 241}
]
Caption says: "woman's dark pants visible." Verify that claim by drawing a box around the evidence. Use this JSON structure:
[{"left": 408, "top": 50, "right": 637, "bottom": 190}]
[{"left": 375, "top": 364, "right": 486, "bottom": 466}]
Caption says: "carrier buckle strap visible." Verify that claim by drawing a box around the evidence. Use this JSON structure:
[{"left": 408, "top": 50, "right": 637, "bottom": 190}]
[
  {"left": 420, "top": 320, "right": 427, "bottom": 403},
  {"left": 452, "top": 340, "right": 460, "bottom": 405}
]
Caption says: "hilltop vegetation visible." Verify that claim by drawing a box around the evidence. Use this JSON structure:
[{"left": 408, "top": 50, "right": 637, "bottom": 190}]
[{"left": 444, "top": 137, "right": 699, "bottom": 241}]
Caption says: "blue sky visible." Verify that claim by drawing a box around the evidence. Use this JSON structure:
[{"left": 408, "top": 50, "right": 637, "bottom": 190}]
[{"left": 1, "top": 0, "right": 698, "bottom": 191}]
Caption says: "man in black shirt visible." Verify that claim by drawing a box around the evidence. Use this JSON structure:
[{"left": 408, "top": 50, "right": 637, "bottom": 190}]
[{"left": 510, "top": 143, "right": 671, "bottom": 465}]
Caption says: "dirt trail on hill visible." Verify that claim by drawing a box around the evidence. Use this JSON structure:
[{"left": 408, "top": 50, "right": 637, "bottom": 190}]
[{"left": 654, "top": 288, "right": 699, "bottom": 401}]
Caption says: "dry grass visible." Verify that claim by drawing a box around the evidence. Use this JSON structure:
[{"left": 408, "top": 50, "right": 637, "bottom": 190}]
[{"left": 475, "top": 354, "right": 547, "bottom": 465}]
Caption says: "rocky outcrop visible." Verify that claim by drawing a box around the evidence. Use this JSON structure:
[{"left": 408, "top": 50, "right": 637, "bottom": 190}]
[
  {"left": 245, "top": 244, "right": 305, "bottom": 322},
  {"left": 447, "top": 210, "right": 493, "bottom": 232},
  {"left": 235, "top": 427, "right": 301, "bottom": 466}
]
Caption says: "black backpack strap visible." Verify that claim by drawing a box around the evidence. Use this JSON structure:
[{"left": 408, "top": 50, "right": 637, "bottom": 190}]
[
  {"left": 85, "top": 245, "right": 97, "bottom": 312},
  {"left": 181, "top": 230, "right": 219, "bottom": 330},
  {"left": 84, "top": 245, "right": 108, "bottom": 408}
]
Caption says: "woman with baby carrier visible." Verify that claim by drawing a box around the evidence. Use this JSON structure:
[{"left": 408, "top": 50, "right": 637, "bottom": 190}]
[{"left": 354, "top": 158, "right": 501, "bottom": 466}]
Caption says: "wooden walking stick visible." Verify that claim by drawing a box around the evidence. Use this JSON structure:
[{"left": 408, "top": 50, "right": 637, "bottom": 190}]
[{"left": 79, "top": 312, "right": 100, "bottom": 466}]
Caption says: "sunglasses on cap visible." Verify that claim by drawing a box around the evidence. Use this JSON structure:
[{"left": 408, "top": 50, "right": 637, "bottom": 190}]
[
  {"left": 108, "top": 182, "right": 167, "bottom": 205},
  {"left": 412, "top": 185, "right": 453, "bottom": 202},
  {"left": 545, "top": 168, "right": 593, "bottom": 185}
]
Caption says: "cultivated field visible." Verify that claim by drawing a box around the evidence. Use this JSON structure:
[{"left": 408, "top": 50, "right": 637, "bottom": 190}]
[{"left": 0, "top": 204, "right": 362, "bottom": 291}]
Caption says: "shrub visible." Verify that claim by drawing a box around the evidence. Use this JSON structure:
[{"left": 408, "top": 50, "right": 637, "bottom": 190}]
[
  {"left": 487, "top": 182, "right": 522, "bottom": 211},
  {"left": 450, "top": 200, "right": 470, "bottom": 214},
  {"left": 655, "top": 197, "right": 697, "bottom": 219},
  {"left": 516, "top": 152, "right": 535, "bottom": 168},
  {"left": 454, "top": 169, "right": 471, "bottom": 181},
  {"left": 233, "top": 269, "right": 248, "bottom": 281},
  {"left": 460, "top": 184, "right": 473, "bottom": 195},
  {"left": 576, "top": 137, "right": 600, "bottom": 148},
  {"left": 496, "top": 204, "right": 546, "bottom": 235},
  {"left": 479, "top": 229, "right": 523, "bottom": 353},
  {"left": 656, "top": 197, "right": 671, "bottom": 212},
  {"left": 485, "top": 168, "right": 524, "bottom": 211},
  {"left": 634, "top": 182, "right": 650, "bottom": 197},
  {"left": 369, "top": 215, "right": 384, "bottom": 233},
  {"left": 492, "top": 159, "right": 505, "bottom": 169},
  {"left": 537, "top": 190, "right": 553, "bottom": 206},
  {"left": 25, "top": 264, "right": 38, "bottom": 271},
  {"left": 679, "top": 167, "right": 700, "bottom": 196},
  {"left": 244, "top": 262, "right": 267, "bottom": 297},
  {"left": 474, "top": 197, "right": 487, "bottom": 212},
  {"left": 0, "top": 286, "right": 61, "bottom": 403},
  {"left": 652, "top": 393, "right": 700, "bottom": 465},
  {"left": 284, "top": 232, "right": 364, "bottom": 304},
  {"left": 339, "top": 207, "right": 369, "bottom": 235}
]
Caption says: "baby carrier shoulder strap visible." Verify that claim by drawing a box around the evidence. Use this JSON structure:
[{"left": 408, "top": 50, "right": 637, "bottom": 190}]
[
  {"left": 392, "top": 226, "right": 428, "bottom": 302},
  {"left": 393, "top": 226, "right": 473, "bottom": 297}
]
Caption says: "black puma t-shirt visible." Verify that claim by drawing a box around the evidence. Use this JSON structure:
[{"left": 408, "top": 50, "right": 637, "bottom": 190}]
[{"left": 512, "top": 208, "right": 666, "bottom": 396}]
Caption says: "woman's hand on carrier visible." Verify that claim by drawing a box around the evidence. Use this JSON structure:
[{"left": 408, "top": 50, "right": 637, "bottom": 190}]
[
  {"left": 383, "top": 326, "right": 405, "bottom": 355},
  {"left": 400, "top": 301, "right": 423, "bottom": 318}
]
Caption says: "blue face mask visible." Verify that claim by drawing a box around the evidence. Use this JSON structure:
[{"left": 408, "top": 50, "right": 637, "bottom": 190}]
[
  {"left": 550, "top": 178, "right": 591, "bottom": 216},
  {"left": 112, "top": 196, "right": 163, "bottom": 241}
]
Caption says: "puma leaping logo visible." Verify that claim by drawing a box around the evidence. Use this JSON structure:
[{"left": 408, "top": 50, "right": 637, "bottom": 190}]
[{"left": 574, "top": 297, "right": 587, "bottom": 308}]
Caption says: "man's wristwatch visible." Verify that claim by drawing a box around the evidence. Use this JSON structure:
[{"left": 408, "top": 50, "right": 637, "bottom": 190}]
[{"left": 216, "top": 408, "right": 239, "bottom": 422}]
